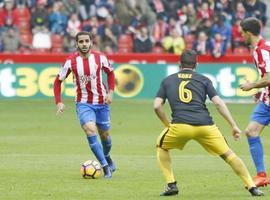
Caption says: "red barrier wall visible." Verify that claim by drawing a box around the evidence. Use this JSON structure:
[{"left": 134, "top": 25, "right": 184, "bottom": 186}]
[{"left": 0, "top": 53, "right": 253, "bottom": 64}]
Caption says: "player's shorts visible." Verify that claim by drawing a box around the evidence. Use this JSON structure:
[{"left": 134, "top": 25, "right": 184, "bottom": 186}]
[
  {"left": 76, "top": 103, "right": 110, "bottom": 130},
  {"left": 251, "top": 101, "right": 270, "bottom": 126},
  {"left": 156, "top": 123, "right": 229, "bottom": 156}
]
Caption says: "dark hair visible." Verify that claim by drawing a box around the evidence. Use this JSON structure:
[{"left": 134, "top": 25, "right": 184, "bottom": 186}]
[
  {"left": 240, "top": 17, "right": 261, "bottom": 36},
  {"left": 75, "top": 31, "right": 93, "bottom": 42},
  {"left": 180, "top": 50, "right": 197, "bottom": 69}
]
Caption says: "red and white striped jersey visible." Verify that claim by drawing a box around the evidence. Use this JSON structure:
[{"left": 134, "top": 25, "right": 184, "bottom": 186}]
[
  {"left": 254, "top": 38, "right": 270, "bottom": 105},
  {"left": 58, "top": 51, "right": 114, "bottom": 104}
]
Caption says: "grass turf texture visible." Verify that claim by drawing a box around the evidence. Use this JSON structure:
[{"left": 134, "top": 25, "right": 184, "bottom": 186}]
[{"left": 0, "top": 99, "right": 270, "bottom": 200}]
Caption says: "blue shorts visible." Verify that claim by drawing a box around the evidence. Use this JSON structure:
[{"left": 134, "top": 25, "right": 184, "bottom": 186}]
[
  {"left": 251, "top": 102, "right": 270, "bottom": 126},
  {"left": 76, "top": 103, "right": 110, "bottom": 130}
]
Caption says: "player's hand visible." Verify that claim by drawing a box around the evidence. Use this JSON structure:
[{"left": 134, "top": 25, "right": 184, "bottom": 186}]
[
  {"left": 240, "top": 80, "right": 253, "bottom": 91},
  {"left": 56, "top": 102, "right": 65, "bottom": 115},
  {"left": 253, "top": 92, "right": 261, "bottom": 103},
  {"left": 105, "top": 90, "right": 113, "bottom": 104},
  {"left": 232, "top": 126, "right": 241, "bottom": 141}
]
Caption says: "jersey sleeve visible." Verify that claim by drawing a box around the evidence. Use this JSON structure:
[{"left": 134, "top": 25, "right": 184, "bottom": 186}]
[
  {"left": 156, "top": 80, "right": 167, "bottom": 100},
  {"left": 58, "top": 59, "right": 72, "bottom": 81},
  {"left": 206, "top": 79, "right": 217, "bottom": 99},
  {"left": 100, "top": 54, "right": 113, "bottom": 73},
  {"left": 255, "top": 48, "right": 270, "bottom": 73}
]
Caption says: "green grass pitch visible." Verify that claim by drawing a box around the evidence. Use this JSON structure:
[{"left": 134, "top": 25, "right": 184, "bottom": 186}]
[{"left": 0, "top": 99, "right": 270, "bottom": 200}]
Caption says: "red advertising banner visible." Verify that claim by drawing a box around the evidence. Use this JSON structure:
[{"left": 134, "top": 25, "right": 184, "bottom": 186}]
[{"left": 0, "top": 53, "right": 253, "bottom": 64}]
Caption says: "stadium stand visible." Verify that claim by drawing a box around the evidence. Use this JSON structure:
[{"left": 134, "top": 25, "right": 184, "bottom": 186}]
[{"left": 0, "top": 0, "right": 268, "bottom": 55}]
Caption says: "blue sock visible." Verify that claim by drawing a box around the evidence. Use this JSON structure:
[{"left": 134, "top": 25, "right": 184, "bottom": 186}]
[
  {"left": 101, "top": 135, "right": 112, "bottom": 157},
  {"left": 247, "top": 136, "right": 265, "bottom": 173},
  {"left": 87, "top": 135, "right": 108, "bottom": 167}
]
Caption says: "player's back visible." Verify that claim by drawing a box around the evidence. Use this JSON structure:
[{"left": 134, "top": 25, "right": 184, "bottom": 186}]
[{"left": 160, "top": 69, "right": 216, "bottom": 125}]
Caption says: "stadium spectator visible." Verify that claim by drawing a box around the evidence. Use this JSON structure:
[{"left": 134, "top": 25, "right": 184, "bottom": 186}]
[
  {"left": 243, "top": 0, "right": 267, "bottom": 26},
  {"left": 211, "top": 13, "right": 231, "bottom": 49},
  {"left": 162, "top": 27, "right": 185, "bottom": 55},
  {"left": 195, "top": 18, "right": 212, "bottom": 38},
  {"left": 231, "top": 18, "right": 246, "bottom": 51},
  {"left": 148, "top": 0, "right": 170, "bottom": 19},
  {"left": 114, "top": 0, "right": 134, "bottom": 30},
  {"left": 30, "top": 0, "right": 49, "bottom": 31},
  {"left": 2, "top": 26, "right": 20, "bottom": 52},
  {"left": 134, "top": 26, "right": 152, "bottom": 53},
  {"left": 167, "top": 16, "right": 183, "bottom": 37},
  {"left": 48, "top": 1, "right": 68, "bottom": 35},
  {"left": 232, "top": 2, "right": 247, "bottom": 23},
  {"left": 210, "top": 32, "right": 226, "bottom": 58},
  {"left": 214, "top": 0, "right": 234, "bottom": 23},
  {"left": 151, "top": 13, "right": 169, "bottom": 46},
  {"left": 63, "top": 31, "right": 76, "bottom": 53},
  {"left": 192, "top": 31, "right": 211, "bottom": 55},
  {"left": 32, "top": 26, "right": 51, "bottom": 50},
  {"left": 0, "top": 0, "right": 18, "bottom": 26},
  {"left": 60, "top": 0, "right": 80, "bottom": 17},
  {"left": 79, "top": 0, "right": 96, "bottom": 20},
  {"left": 196, "top": 1, "right": 213, "bottom": 23},
  {"left": 129, "top": 0, "right": 156, "bottom": 27},
  {"left": 99, "top": 14, "right": 120, "bottom": 52},
  {"left": 66, "top": 13, "right": 82, "bottom": 36}
]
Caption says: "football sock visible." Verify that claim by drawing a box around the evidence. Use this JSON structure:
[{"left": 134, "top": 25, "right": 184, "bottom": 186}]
[
  {"left": 101, "top": 135, "right": 112, "bottom": 157},
  {"left": 87, "top": 135, "right": 108, "bottom": 167},
  {"left": 225, "top": 152, "right": 255, "bottom": 189},
  {"left": 157, "top": 147, "right": 176, "bottom": 183},
  {"left": 247, "top": 136, "right": 265, "bottom": 173}
]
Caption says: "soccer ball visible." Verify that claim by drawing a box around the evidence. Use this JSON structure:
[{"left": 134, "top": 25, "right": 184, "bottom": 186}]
[{"left": 80, "top": 160, "right": 102, "bottom": 179}]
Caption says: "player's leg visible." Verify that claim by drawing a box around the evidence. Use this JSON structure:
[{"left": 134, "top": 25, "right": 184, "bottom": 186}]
[
  {"left": 157, "top": 147, "right": 178, "bottom": 196},
  {"left": 196, "top": 125, "right": 263, "bottom": 196},
  {"left": 245, "top": 102, "right": 270, "bottom": 187},
  {"left": 96, "top": 104, "right": 115, "bottom": 172},
  {"left": 221, "top": 150, "right": 264, "bottom": 196},
  {"left": 76, "top": 103, "right": 111, "bottom": 178},
  {"left": 156, "top": 124, "right": 191, "bottom": 196},
  {"left": 245, "top": 121, "right": 269, "bottom": 186},
  {"left": 98, "top": 127, "right": 116, "bottom": 172}
]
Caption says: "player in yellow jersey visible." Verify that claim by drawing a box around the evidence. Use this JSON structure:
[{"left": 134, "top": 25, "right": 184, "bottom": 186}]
[{"left": 154, "top": 50, "right": 263, "bottom": 197}]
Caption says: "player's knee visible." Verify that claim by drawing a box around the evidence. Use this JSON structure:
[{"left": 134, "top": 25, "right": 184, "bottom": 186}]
[
  {"left": 244, "top": 128, "right": 258, "bottom": 137},
  {"left": 221, "top": 150, "right": 237, "bottom": 163},
  {"left": 99, "top": 132, "right": 109, "bottom": 140},
  {"left": 82, "top": 124, "right": 97, "bottom": 135}
]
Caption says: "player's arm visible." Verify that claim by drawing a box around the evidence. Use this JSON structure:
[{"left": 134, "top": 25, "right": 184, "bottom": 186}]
[
  {"left": 211, "top": 96, "right": 241, "bottom": 140},
  {"left": 54, "top": 60, "right": 71, "bottom": 114},
  {"left": 54, "top": 75, "right": 65, "bottom": 115},
  {"left": 101, "top": 55, "right": 115, "bottom": 104},
  {"left": 240, "top": 48, "right": 270, "bottom": 91},
  {"left": 240, "top": 72, "right": 270, "bottom": 91},
  {"left": 154, "top": 97, "right": 170, "bottom": 127}
]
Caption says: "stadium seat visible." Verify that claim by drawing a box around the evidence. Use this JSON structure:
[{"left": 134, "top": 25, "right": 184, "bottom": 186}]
[
  {"left": 20, "top": 34, "right": 33, "bottom": 46},
  {"left": 13, "top": 7, "right": 31, "bottom": 22},
  {"left": 233, "top": 46, "right": 250, "bottom": 55},
  {"left": 51, "top": 34, "right": 64, "bottom": 52},
  {"left": 152, "top": 46, "right": 164, "bottom": 53},
  {"left": 118, "top": 34, "right": 133, "bottom": 53},
  {"left": 17, "top": 19, "right": 31, "bottom": 34}
]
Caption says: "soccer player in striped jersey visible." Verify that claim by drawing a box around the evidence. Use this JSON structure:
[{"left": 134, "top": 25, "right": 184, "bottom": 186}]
[
  {"left": 54, "top": 31, "right": 115, "bottom": 178},
  {"left": 240, "top": 17, "right": 270, "bottom": 187}
]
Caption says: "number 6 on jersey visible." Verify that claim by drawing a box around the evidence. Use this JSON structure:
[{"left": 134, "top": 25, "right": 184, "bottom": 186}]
[{"left": 179, "top": 81, "right": 192, "bottom": 103}]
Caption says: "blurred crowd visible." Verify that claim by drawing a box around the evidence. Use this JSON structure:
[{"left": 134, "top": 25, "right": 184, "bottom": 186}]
[{"left": 0, "top": 0, "right": 268, "bottom": 57}]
